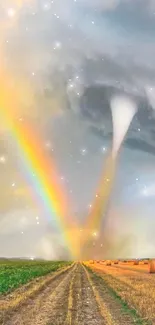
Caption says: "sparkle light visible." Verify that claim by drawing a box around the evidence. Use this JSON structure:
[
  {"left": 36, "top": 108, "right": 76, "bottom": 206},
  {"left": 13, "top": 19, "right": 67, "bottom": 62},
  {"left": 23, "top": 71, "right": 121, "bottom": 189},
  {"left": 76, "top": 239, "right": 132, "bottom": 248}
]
[
  {"left": 81, "top": 148, "right": 87, "bottom": 155},
  {"left": 7, "top": 8, "right": 16, "bottom": 18},
  {"left": 45, "top": 141, "right": 51, "bottom": 149},
  {"left": 53, "top": 41, "right": 62, "bottom": 50},
  {"left": 92, "top": 231, "right": 98, "bottom": 237},
  {"left": 0, "top": 156, "right": 6, "bottom": 164},
  {"left": 43, "top": 3, "right": 51, "bottom": 11},
  {"left": 101, "top": 147, "right": 106, "bottom": 153}
]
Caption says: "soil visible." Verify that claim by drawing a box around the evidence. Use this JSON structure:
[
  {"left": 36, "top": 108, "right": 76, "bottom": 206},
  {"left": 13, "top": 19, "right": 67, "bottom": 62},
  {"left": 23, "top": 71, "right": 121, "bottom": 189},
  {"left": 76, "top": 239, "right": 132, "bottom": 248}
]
[{"left": 0, "top": 263, "right": 141, "bottom": 325}]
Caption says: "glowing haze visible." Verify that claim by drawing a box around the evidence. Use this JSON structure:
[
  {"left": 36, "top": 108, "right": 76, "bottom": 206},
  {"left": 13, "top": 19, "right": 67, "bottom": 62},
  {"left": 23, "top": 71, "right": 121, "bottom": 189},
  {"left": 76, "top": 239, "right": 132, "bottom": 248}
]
[{"left": 0, "top": 0, "right": 155, "bottom": 260}]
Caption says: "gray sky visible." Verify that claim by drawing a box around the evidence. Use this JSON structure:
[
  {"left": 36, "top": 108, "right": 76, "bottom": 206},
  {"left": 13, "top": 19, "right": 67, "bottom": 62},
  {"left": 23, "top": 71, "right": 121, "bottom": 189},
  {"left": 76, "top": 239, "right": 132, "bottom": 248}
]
[{"left": 0, "top": 0, "right": 155, "bottom": 259}]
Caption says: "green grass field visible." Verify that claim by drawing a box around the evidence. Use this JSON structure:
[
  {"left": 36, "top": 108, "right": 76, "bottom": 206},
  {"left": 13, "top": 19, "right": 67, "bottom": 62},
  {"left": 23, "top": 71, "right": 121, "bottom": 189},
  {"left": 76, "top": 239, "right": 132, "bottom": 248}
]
[{"left": 0, "top": 260, "right": 71, "bottom": 294}]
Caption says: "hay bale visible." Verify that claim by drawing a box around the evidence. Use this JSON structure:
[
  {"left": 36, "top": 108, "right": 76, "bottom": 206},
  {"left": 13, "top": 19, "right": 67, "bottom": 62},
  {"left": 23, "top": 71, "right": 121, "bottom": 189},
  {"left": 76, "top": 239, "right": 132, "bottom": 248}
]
[
  {"left": 90, "top": 260, "right": 94, "bottom": 264},
  {"left": 139, "top": 260, "right": 148, "bottom": 265},
  {"left": 105, "top": 260, "right": 111, "bottom": 266},
  {"left": 114, "top": 260, "right": 118, "bottom": 264},
  {"left": 149, "top": 260, "right": 155, "bottom": 273},
  {"left": 133, "top": 260, "right": 139, "bottom": 265}
]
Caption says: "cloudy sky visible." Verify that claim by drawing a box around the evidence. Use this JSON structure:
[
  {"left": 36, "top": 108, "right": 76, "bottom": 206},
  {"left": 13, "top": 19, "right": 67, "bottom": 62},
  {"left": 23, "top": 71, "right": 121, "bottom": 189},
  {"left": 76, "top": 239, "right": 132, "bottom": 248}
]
[{"left": 0, "top": 0, "right": 155, "bottom": 259}]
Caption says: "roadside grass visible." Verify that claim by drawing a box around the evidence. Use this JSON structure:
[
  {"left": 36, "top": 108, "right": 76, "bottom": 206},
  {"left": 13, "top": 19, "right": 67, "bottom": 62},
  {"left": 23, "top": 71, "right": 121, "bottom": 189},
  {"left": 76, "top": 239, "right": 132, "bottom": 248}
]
[{"left": 85, "top": 265, "right": 151, "bottom": 325}]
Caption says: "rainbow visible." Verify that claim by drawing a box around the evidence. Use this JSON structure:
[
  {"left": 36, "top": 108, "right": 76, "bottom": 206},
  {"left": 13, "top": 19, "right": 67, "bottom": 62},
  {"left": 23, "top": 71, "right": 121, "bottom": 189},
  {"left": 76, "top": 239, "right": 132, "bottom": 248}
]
[
  {"left": 15, "top": 120, "right": 79, "bottom": 258},
  {"left": 0, "top": 69, "right": 79, "bottom": 259},
  {"left": 0, "top": 0, "right": 80, "bottom": 259}
]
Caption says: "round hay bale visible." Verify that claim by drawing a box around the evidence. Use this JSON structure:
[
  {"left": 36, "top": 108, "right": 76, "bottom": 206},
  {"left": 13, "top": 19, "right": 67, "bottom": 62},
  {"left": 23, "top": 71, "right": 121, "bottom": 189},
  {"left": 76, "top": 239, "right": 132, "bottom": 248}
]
[
  {"left": 90, "top": 260, "right": 94, "bottom": 264},
  {"left": 149, "top": 260, "right": 155, "bottom": 273},
  {"left": 105, "top": 260, "right": 111, "bottom": 266},
  {"left": 133, "top": 260, "right": 139, "bottom": 265},
  {"left": 114, "top": 260, "right": 118, "bottom": 264}
]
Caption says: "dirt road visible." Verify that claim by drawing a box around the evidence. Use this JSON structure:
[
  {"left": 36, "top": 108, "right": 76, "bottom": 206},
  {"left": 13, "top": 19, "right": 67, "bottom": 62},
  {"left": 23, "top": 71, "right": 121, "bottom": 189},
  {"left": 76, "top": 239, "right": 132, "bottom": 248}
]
[{"left": 0, "top": 263, "right": 145, "bottom": 325}]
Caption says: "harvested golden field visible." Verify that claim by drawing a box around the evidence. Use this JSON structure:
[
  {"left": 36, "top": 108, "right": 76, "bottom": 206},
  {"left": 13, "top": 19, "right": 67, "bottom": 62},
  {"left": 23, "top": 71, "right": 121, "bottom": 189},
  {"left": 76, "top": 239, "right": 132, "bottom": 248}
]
[{"left": 85, "top": 260, "right": 155, "bottom": 324}]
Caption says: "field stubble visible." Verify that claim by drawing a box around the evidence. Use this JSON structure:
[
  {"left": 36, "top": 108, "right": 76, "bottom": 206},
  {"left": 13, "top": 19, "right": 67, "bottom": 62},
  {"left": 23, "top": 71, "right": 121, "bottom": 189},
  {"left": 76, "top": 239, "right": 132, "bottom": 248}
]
[
  {"left": 0, "top": 261, "right": 152, "bottom": 325},
  {"left": 0, "top": 262, "right": 146, "bottom": 325},
  {"left": 87, "top": 261, "right": 155, "bottom": 324}
]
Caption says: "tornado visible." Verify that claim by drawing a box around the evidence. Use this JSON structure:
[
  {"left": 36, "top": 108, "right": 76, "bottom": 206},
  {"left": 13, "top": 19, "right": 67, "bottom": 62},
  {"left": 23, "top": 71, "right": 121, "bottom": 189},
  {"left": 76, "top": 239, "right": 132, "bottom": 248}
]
[
  {"left": 111, "top": 95, "right": 138, "bottom": 158},
  {"left": 81, "top": 95, "right": 138, "bottom": 259}
]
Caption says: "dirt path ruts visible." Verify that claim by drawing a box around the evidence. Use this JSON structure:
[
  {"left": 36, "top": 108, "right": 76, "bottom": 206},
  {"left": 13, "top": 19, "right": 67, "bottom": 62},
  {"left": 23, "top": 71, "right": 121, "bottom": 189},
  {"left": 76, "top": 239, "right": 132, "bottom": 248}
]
[
  {"left": 83, "top": 265, "right": 138, "bottom": 325},
  {"left": 87, "top": 263, "right": 153, "bottom": 324},
  {"left": 0, "top": 263, "right": 142, "bottom": 325},
  {"left": 1, "top": 264, "right": 76, "bottom": 325},
  {"left": 70, "top": 263, "right": 104, "bottom": 325}
]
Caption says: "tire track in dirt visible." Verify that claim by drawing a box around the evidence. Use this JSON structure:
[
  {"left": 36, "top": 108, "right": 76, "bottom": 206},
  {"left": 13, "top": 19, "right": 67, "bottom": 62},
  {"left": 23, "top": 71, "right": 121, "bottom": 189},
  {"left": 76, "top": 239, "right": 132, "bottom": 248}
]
[
  {"left": 0, "top": 262, "right": 145, "bottom": 325},
  {"left": 65, "top": 263, "right": 137, "bottom": 325},
  {"left": 70, "top": 263, "right": 104, "bottom": 325},
  {"left": 1, "top": 263, "right": 105, "bottom": 325},
  {"left": 1, "top": 264, "right": 76, "bottom": 325},
  {"left": 87, "top": 263, "right": 154, "bottom": 323},
  {"left": 0, "top": 264, "right": 73, "bottom": 312},
  {"left": 83, "top": 265, "right": 117, "bottom": 325},
  {"left": 65, "top": 270, "right": 75, "bottom": 325},
  {"left": 84, "top": 264, "right": 144, "bottom": 325}
]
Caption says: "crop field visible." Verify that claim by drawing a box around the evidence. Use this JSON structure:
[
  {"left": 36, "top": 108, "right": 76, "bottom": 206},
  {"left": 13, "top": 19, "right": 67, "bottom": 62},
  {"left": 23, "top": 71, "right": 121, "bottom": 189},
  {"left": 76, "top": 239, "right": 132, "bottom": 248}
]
[
  {"left": 0, "top": 260, "right": 71, "bottom": 294},
  {"left": 0, "top": 260, "right": 154, "bottom": 324}
]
